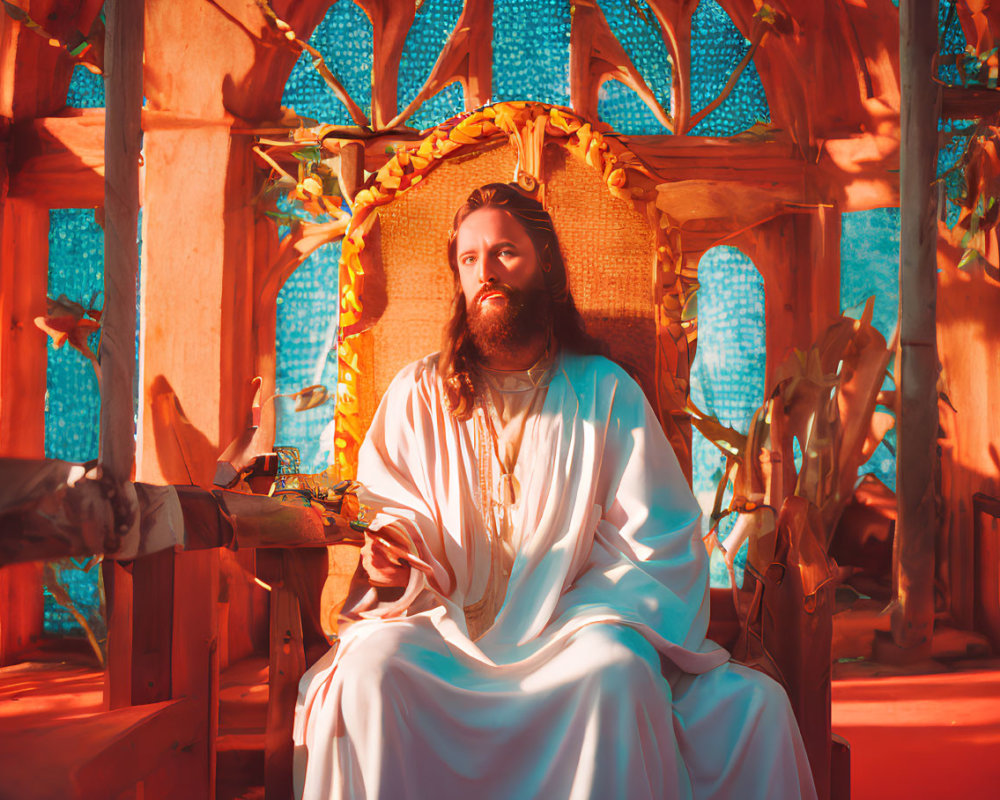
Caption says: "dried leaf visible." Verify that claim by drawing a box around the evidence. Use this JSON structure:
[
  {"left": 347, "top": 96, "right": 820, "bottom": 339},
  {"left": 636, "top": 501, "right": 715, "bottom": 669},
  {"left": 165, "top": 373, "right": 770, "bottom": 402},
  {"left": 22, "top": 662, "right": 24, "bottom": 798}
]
[
  {"left": 33, "top": 294, "right": 103, "bottom": 369},
  {"left": 292, "top": 384, "right": 329, "bottom": 412}
]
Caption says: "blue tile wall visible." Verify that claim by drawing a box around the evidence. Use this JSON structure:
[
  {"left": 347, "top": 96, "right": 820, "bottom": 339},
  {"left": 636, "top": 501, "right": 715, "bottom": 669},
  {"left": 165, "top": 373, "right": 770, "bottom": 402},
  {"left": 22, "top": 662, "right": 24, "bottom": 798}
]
[
  {"left": 690, "top": 246, "right": 767, "bottom": 587},
  {"left": 44, "top": 209, "right": 104, "bottom": 636},
  {"left": 840, "top": 207, "right": 900, "bottom": 491},
  {"left": 274, "top": 241, "right": 341, "bottom": 473}
]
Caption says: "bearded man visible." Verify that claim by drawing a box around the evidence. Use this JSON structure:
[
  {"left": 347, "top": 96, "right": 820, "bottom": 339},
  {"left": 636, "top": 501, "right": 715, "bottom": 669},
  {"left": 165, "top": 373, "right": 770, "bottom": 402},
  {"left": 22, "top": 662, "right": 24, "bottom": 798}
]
[{"left": 294, "top": 184, "right": 816, "bottom": 800}]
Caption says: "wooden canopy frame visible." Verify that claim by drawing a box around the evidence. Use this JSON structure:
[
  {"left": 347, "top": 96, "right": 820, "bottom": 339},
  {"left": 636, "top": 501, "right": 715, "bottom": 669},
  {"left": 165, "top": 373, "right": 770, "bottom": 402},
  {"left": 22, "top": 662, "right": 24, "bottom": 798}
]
[{"left": 3, "top": 1, "right": 1000, "bottom": 798}]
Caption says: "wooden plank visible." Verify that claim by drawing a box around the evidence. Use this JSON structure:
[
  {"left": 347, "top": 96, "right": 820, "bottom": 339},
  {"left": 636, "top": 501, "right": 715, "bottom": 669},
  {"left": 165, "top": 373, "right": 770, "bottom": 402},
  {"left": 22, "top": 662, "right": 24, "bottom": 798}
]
[
  {"left": 733, "top": 208, "right": 842, "bottom": 396},
  {"left": 98, "top": 23, "right": 143, "bottom": 698},
  {"left": 218, "top": 654, "right": 268, "bottom": 736},
  {"left": 138, "top": 124, "right": 256, "bottom": 487},
  {"left": 936, "top": 253, "right": 1000, "bottom": 629},
  {"left": 103, "top": 558, "right": 135, "bottom": 709},
  {"left": 0, "top": 200, "right": 47, "bottom": 460},
  {"left": 264, "top": 554, "right": 305, "bottom": 800},
  {"left": 892, "top": 0, "right": 940, "bottom": 652},
  {"left": 0, "top": 696, "right": 200, "bottom": 800},
  {"left": 0, "top": 198, "right": 47, "bottom": 663},
  {"left": 0, "top": 1, "right": 76, "bottom": 121},
  {"left": 101, "top": 0, "right": 142, "bottom": 488},
  {"left": 131, "top": 549, "right": 175, "bottom": 704},
  {"left": 0, "top": 563, "right": 43, "bottom": 666},
  {"left": 7, "top": 111, "right": 106, "bottom": 207},
  {"left": 169, "top": 549, "right": 219, "bottom": 800},
  {"left": 0, "top": 659, "right": 104, "bottom": 727},
  {"left": 973, "top": 495, "right": 1000, "bottom": 652},
  {"left": 105, "top": 548, "right": 175, "bottom": 715},
  {"left": 941, "top": 85, "right": 1000, "bottom": 120}
]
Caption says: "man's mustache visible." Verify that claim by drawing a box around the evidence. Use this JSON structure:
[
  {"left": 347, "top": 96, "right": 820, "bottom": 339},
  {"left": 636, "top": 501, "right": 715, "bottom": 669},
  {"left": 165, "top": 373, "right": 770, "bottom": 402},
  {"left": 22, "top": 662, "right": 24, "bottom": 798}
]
[{"left": 473, "top": 283, "right": 516, "bottom": 306}]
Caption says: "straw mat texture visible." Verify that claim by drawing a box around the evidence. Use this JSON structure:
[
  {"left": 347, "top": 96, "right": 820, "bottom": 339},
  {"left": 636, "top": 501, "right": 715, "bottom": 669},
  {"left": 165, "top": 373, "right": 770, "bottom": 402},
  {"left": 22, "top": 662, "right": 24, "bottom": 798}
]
[{"left": 365, "top": 142, "right": 657, "bottom": 434}]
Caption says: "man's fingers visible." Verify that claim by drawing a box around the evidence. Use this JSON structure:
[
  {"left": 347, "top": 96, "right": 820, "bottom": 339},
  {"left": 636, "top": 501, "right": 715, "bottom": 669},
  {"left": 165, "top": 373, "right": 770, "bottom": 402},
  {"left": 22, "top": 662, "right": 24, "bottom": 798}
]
[{"left": 361, "top": 532, "right": 411, "bottom": 587}]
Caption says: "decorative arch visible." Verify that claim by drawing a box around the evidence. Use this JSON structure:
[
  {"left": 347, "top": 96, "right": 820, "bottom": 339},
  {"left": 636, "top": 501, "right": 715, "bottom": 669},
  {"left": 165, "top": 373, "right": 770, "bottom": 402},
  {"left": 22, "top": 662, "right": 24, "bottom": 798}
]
[{"left": 327, "top": 101, "right": 700, "bottom": 479}]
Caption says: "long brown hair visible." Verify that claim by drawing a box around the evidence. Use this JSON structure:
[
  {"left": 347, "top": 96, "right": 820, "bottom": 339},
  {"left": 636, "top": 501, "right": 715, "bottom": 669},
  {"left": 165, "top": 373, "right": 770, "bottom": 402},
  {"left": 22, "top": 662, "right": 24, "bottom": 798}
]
[{"left": 438, "top": 183, "right": 599, "bottom": 418}]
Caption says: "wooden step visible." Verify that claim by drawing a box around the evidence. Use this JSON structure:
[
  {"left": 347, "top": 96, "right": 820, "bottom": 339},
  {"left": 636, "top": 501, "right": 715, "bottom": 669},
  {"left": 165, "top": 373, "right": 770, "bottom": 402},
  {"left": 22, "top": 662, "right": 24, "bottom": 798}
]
[
  {"left": 219, "top": 655, "right": 268, "bottom": 738},
  {"left": 0, "top": 694, "right": 200, "bottom": 800}
]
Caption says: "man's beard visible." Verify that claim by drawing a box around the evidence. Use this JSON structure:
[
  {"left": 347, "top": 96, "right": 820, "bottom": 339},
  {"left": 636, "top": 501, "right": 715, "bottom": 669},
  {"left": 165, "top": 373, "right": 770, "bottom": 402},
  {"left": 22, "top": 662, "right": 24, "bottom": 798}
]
[{"left": 467, "top": 283, "right": 552, "bottom": 363}]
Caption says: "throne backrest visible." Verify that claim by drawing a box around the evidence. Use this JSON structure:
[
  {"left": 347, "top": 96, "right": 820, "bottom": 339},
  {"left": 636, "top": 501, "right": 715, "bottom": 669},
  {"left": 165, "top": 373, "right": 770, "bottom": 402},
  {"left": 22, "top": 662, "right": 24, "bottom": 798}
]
[{"left": 334, "top": 103, "right": 689, "bottom": 479}]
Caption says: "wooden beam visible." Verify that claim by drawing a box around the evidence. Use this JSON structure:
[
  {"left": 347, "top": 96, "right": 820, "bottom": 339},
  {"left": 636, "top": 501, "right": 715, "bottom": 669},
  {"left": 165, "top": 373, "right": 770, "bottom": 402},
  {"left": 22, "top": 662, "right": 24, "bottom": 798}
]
[
  {"left": 733, "top": 208, "right": 842, "bottom": 396},
  {"left": 7, "top": 111, "right": 105, "bottom": 207},
  {"left": 357, "top": 0, "right": 415, "bottom": 130},
  {"left": 137, "top": 124, "right": 260, "bottom": 487},
  {"left": 0, "top": 200, "right": 47, "bottom": 458},
  {"left": 0, "top": 195, "right": 47, "bottom": 665},
  {"left": 941, "top": 85, "right": 1000, "bottom": 120},
  {"left": 101, "top": 0, "right": 143, "bottom": 496},
  {"left": 4, "top": 113, "right": 901, "bottom": 217},
  {"left": 0, "top": 458, "right": 359, "bottom": 567},
  {"left": 0, "top": 1, "right": 76, "bottom": 121},
  {"left": 101, "top": 0, "right": 157, "bottom": 736},
  {"left": 892, "top": 0, "right": 940, "bottom": 651}
]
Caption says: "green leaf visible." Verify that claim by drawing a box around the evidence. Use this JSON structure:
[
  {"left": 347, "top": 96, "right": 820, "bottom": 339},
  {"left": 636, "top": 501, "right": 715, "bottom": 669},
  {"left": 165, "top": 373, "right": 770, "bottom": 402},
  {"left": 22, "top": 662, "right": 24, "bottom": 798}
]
[
  {"left": 681, "top": 289, "right": 698, "bottom": 322},
  {"left": 958, "top": 247, "right": 981, "bottom": 271},
  {"left": 292, "top": 146, "right": 322, "bottom": 162}
]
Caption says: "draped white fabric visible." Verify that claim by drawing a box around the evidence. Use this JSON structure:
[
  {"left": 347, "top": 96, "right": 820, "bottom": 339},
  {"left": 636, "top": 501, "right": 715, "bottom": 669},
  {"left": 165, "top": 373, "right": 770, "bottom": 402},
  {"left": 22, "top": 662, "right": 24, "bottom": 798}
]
[{"left": 294, "top": 353, "right": 817, "bottom": 799}]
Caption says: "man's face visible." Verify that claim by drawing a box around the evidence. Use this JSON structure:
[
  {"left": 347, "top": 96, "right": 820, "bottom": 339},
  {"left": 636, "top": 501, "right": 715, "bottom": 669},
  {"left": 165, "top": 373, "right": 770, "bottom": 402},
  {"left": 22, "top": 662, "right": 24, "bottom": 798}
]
[
  {"left": 454, "top": 207, "right": 551, "bottom": 360},
  {"left": 455, "top": 207, "right": 546, "bottom": 313}
]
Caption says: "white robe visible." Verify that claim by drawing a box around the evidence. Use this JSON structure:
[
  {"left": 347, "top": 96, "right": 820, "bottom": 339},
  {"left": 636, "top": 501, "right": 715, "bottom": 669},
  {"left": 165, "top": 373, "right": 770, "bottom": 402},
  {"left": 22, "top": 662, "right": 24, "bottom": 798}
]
[{"left": 294, "top": 353, "right": 817, "bottom": 799}]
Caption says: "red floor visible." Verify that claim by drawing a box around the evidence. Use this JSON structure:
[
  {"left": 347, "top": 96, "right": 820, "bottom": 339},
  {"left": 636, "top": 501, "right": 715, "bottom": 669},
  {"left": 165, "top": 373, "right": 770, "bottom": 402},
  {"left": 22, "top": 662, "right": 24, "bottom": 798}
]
[
  {"left": 832, "top": 665, "right": 1000, "bottom": 800},
  {"left": 4, "top": 654, "right": 1000, "bottom": 798}
]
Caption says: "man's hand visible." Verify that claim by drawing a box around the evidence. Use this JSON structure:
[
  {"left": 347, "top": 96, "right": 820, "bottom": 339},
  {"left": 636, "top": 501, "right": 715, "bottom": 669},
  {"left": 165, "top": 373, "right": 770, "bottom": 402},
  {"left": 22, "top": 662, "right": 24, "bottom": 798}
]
[{"left": 360, "top": 527, "right": 412, "bottom": 588}]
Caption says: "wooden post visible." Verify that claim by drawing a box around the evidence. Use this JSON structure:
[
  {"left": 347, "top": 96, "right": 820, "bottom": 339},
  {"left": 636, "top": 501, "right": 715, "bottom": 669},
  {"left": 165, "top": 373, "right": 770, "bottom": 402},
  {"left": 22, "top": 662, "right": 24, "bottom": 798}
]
[
  {"left": 1, "top": 1, "right": 90, "bottom": 667},
  {"left": 100, "top": 0, "right": 142, "bottom": 485},
  {"left": 892, "top": 0, "right": 939, "bottom": 651},
  {"left": 261, "top": 551, "right": 305, "bottom": 800},
  {"left": 102, "top": 0, "right": 172, "bottom": 742},
  {"left": 0, "top": 200, "right": 49, "bottom": 663},
  {"left": 735, "top": 209, "right": 842, "bottom": 396}
]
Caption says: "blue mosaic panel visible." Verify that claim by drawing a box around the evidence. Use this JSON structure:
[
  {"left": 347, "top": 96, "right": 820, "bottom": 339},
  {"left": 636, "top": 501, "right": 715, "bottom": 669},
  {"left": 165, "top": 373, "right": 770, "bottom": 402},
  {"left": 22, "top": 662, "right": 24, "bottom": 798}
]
[
  {"left": 938, "top": 0, "right": 972, "bottom": 87},
  {"left": 46, "top": 210, "right": 103, "bottom": 463},
  {"left": 274, "top": 241, "right": 340, "bottom": 473},
  {"left": 282, "top": 2, "right": 373, "bottom": 125},
  {"left": 690, "top": 246, "right": 767, "bottom": 587},
  {"left": 598, "top": 0, "right": 672, "bottom": 135},
  {"left": 66, "top": 64, "right": 104, "bottom": 108},
  {"left": 45, "top": 209, "right": 104, "bottom": 637},
  {"left": 492, "top": 0, "right": 571, "bottom": 107},
  {"left": 689, "top": 0, "right": 770, "bottom": 136},
  {"left": 399, "top": 0, "right": 466, "bottom": 130},
  {"left": 840, "top": 207, "right": 900, "bottom": 491},
  {"left": 939, "top": 117, "right": 975, "bottom": 229},
  {"left": 409, "top": 82, "right": 467, "bottom": 131}
]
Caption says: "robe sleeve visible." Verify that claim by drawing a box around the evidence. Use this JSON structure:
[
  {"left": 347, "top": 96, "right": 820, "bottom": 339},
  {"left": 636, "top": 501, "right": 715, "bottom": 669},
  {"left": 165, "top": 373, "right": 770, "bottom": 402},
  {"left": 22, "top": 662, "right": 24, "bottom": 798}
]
[
  {"left": 552, "top": 366, "right": 728, "bottom": 672},
  {"left": 345, "top": 358, "right": 457, "bottom": 616}
]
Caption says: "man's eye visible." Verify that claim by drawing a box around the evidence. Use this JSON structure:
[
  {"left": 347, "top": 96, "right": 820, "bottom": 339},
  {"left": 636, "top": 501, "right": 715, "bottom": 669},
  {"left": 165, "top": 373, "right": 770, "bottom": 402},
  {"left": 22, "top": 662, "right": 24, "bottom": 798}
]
[
  {"left": 498, "top": 248, "right": 515, "bottom": 258},
  {"left": 460, "top": 255, "right": 476, "bottom": 267}
]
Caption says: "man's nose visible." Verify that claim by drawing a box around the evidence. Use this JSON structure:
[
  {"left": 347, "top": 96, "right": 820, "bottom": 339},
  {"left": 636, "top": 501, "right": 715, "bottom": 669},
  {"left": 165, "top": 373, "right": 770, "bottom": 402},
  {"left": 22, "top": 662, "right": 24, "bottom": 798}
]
[{"left": 476, "top": 252, "right": 501, "bottom": 284}]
